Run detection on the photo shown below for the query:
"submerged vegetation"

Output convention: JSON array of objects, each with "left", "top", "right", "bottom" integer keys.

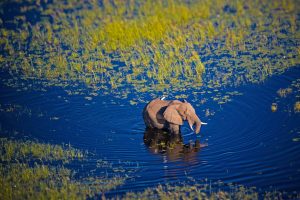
[{"left": 0, "top": 0, "right": 299, "bottom": 103}]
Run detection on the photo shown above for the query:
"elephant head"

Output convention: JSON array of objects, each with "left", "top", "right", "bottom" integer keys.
[{"left": 163, "top": 100, "right": 205, "bottom": 134}]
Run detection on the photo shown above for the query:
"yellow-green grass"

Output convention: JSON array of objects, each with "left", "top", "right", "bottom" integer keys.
[
  {"left": 0, "top": 138, "right": 125, "bottom": 199},
  {"left": 0, "top": 0, "right": 299, "bottom": 102},
  {"left": 122, "top": 183, "right": 299, "bottom": 200},
  {"left": 0, "top": 138, "right": 85, "bottom": 162}
]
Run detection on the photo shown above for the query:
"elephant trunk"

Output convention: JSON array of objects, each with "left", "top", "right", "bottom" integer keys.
[
  {"left": 194, "top": 118, "right": 202, "bottom": 134},
  {"left": 188, "top": 113, "right": 202, "bottom": 134}
]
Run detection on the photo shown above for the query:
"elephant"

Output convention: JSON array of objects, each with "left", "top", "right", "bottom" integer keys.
[{"left": 143, "top": 97, "right": 207, "bottom": 134}]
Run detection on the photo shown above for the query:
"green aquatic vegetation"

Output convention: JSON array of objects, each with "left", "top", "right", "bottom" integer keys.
[
  {"left": 0, "top": 0, "right": 299, "bottom": 105},
  {"left": 205, "top": 108, "right": 215, "bottom": 117},
  {"left": 122, "top": 182, "right": 299, "bottom": 200},
  {"left": 0, "top": 137, "right": 128, "bottom": 199},
  {"left": 0, "top": 138, "right": 85, "bottom": 163},
  {"left": 0, "top": 104, "right": 22, "bottom": 113},
  {"left": 0, "top": 103, "right": 48, "bottom": 118},
  {"left": 277, "top": 88, "right": 293, "bottom": 97},
  {"left": 0, "top": 163, "right": 83, "bottom": 200},
  {"left": 272, "top": 78, "right": 300, "bottom": 114},
  {"left": 293, "top": 138, "right": 300, "bottom": 142},
  {"left": 271, "top": 103, "right": 278, "bottom": 112},
  {"left": 0, "top": 162, "right": 124, "bottom": 200}
]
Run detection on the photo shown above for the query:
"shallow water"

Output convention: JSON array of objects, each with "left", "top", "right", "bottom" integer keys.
[{"left": 1, "top": 67, "right": 300, "bottom": 195}]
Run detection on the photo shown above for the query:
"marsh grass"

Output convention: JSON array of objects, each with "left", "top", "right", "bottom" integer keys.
[
  {"left": 0, "top": 138, "right": 85, "bottom": 162},
  {"left": 0, "top": 137, "right": 126, "bottom": 199},
  {"left": 121, "top": 182, "right": 300, "bottom": 200},
  {"left": 0, "top": 0, "right": 299, "bottom": 105}
]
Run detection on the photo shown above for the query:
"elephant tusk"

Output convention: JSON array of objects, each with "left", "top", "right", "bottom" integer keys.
[
  {"left": 201, "top": 122, "right": 208, "bottom": 125},
  {"left": 189, "top": 124, "right": 194, "bottom": 131}
]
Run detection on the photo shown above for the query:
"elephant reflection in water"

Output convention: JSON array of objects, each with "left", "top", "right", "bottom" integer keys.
[{"left": 143, "top": 128, "right": 207, "bottom": 162}]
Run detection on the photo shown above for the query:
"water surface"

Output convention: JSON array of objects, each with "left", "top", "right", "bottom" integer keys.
[{"left": 1, "top": 67, "right": 300, "bottom": 195}]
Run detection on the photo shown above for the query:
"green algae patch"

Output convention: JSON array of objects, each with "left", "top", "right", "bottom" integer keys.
[
  {"left": 0, "top": 0, "right": 299, "bottom": 104},
  {"left": 0, "top": 138, "right": 126, "bottom": 200}
]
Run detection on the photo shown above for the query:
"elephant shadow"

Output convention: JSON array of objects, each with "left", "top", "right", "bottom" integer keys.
[{"left": 143, "top": 128, "right": 207, "bottom": 162}]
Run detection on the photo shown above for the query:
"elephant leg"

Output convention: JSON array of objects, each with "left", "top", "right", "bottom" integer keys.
[{"left": 168, "top": 124, "right": 180, "bottom": 134}]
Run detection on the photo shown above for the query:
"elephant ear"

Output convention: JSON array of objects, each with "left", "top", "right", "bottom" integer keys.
[{"left": 163, "top": 104, "right": 183, "bottom": 125}]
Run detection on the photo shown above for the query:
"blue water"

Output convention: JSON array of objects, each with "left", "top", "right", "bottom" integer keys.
[{"left": 1, "top": 67, "right": 300, "bottom": 195}]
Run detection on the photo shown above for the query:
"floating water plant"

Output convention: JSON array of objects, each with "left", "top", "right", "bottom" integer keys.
[
  {"left": 270, "top": 77, "right": 300, "bottom": 118},
  {"left": 277, "top": 88, "right": 293, "bottom": 98},
  {"left": 271, "top": 103, "right": 278, "bottom": 112},
  {"left": 294, "top": 101, "right": 300, "bottom": 113}
]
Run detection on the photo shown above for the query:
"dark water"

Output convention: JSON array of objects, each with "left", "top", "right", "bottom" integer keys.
[{"left": 1, "top": 67, "right": 300, "bottom": 195}]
